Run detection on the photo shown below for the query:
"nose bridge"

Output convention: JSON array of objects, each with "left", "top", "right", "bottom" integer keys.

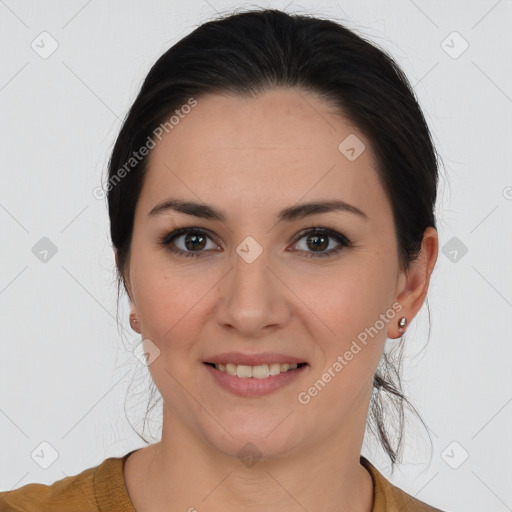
[
  {"left": 231, "top": 241, "right": 274, "bottom": 307},
  {"left": 232, "top": 242, "right": 271, "bottom": 299},
  {"left": 218, "top": 239, "right": 288, "bottom": 333}
]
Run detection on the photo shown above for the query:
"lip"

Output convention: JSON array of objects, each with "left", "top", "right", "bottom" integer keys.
[
  {"left": 203, "top": 362, "right": 308, "bottom": 397},
  {"left": 204, "top": 352, "right": 307, "bottom": 366}
]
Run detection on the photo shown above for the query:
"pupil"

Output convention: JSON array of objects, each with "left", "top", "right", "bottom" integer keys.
[
  {"left": 185, "top": 233, "right": 206, "bottom": 251},
  {"left": 308, "top": 234, "right": 327, "bottom": 251}
]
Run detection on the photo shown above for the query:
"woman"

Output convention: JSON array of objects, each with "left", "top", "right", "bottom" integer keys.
[{"left": 0, "top": 8, "right": 446, "bottom": 512}]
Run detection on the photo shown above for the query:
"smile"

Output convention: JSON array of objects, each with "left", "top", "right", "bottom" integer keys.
[
  {"left": 205, "top": 362, "right": 307, "bottom": 379},
  {"left": 203, "top": 361, "right": 309, "bottom": 397}
]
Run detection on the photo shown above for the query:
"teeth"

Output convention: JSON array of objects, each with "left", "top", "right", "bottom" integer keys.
[
  {"left": 215, "top": 362, "right": 299, "bottom": 378},
  {"left": 236, "top": 365, "right": 252, "bottom": 378},
  {"left": 269, "top": 363, "right": 281, "bottom": 376},
  {"left": 226, "top": 363, "right": 237, "bottom": 376}
]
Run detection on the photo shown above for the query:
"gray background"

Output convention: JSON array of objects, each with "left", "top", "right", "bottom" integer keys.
[{"left": 1, "top": 1, "right": 511, "bottom": 511}]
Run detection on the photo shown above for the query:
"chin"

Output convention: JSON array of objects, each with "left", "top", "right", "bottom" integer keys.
[{"left": 200, "top": 416, "right": 303, "bottom": 463}]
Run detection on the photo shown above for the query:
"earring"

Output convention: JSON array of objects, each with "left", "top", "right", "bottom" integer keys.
[
  {"left": 398, "top": 316, "right": 407, "bottom": 334},
  {"left": 129, "top": 312, "right": 140, "bottom": 333}
]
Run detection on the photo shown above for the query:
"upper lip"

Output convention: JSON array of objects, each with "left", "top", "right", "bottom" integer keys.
[{"left": 204, "top": 352, "right": 307, "bottom": 366}]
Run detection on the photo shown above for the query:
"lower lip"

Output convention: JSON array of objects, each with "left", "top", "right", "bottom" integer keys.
[{"left": 203, "top": 363, "right": 308, "bottom": 397}]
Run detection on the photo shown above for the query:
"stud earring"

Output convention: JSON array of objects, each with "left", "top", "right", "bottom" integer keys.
[
  {"left": 129, "top": 312, "right": 140, "bottom": 333},
  {"left": 398, "top": 316, "right": 407, "bottom": 334}
]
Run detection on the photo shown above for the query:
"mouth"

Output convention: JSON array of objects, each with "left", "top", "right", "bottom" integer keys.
[
  {"left": 203, "top": 361, "right": 308, "bottom": 379},
  {"left": 202, "top": 352, "right": 309, "bottom": 397},
  {"left": 203, "top": 360, "right": 309, "bottom": 397}
]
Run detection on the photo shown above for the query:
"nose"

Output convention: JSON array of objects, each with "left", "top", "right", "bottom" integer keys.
[{"left": 215, "top": 246, "right": 291, "bottom": 337}]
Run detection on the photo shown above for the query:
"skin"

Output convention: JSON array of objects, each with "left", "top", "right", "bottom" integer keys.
[{"left": 118, "top": 87, "right": 438, "bottom": 512}]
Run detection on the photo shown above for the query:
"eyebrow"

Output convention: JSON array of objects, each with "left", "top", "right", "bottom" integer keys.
[{"left": 148, "top": 198, "right": 368, "bottom": 223}]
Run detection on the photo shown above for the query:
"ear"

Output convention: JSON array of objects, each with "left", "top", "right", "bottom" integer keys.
[{"left": 388, "top": 227, "right": 438, "bottom": 339}]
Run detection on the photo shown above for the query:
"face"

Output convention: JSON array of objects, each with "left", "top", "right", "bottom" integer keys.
[{"left": 124, "top": 88, "right": 409, "bottom": 460}]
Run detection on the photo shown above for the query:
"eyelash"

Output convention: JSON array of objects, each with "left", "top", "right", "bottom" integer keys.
[{"left": 158, "top": 227, "right": 352, "bottom": 259}]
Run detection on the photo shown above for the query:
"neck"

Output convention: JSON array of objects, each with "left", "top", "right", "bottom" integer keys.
[{"left": 125, "top": 405, "right": 374, "bottom": 512}]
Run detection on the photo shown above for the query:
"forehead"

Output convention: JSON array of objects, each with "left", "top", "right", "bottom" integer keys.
[
  {"left": 140, "top": 88, "right": 388, "bottom": 221},
  {"left": 154, "top": 88, "right": 359, "bottom": 155}
]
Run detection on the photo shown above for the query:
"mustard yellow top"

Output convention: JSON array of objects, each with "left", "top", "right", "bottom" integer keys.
[{"left": 0, "top": 451, "right": 446, "bottom": 511}]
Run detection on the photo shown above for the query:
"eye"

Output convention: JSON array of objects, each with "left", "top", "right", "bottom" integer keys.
[
  {"left": 159, "top": 227, "right": 352, "bottom": 258},
  {"left": 159, "top": 227, "right": 220, "bottom": 258},
  {"left": 291, "top": 228, "right": 352, "bottom": 258}
]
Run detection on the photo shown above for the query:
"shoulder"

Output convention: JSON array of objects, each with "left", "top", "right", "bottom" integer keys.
[
  {"left": 361, "top": 456, "right": 449, "bottom": 512},
  {"left": 0, "top": 464, "right": 99, "bottom": 512},
  {"left": 0, "top": 453, "right": 135, "bottom": 512}
]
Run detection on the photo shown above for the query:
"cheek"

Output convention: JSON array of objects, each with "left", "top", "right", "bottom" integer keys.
[
  {"left": 294, "top": 265, "right": 394, "bottom": 416},
  {"left": 133, "top": 266, "right": 209, "bottom": 400},
  {"left": 131, "top": 252, "right": 243, "bottom": 382},
  {"left": 298, "top": 260, "right": 395, "bottom": 341},
  {"left": 130, "top": 250, "right": 208, "bottom": 348}
]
